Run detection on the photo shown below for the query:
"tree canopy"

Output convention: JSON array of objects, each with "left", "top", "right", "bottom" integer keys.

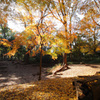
[{"left": 0, "top": 0, "right": 100, "bottom": 80}]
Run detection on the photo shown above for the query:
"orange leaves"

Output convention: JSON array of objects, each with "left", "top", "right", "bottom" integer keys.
[
  {"left": 27, "top": 40, "right": 33, "bottom": 45},
  {"left": 32, "top": 49, "right": 39, "bottom": 56},
  {"left": 96, "top": 46, "right": 100, "bottom": 52},
  {"left": 0, "top": 15, "right": 7, "bottom": 24},
  {"left": 36, "top": 36, "right": 41, "bottom": 44},
  {"left": 0, "top": 39, "right": 11, "bottom": 47},
  {"left": 5, "top": 49, "right": 17, "bottom": 57},
  {"left": 80, "top": 44, "right": 94, "bottom": 54},
  {"left": 26, "top": 50, "right": 30, "bottom": 55},
  {"left": 31, "top": 49, "right": 45, "bottom": 57},
  {"left": 70, "top": 33, "right": 77, "bottom": 43},
  {"left": 41, "top": 49, "right": 45, "bottom": 56},
  {"left": 80, "top": 45, "right": 89, "bottom": 53},
  {"left": 17, "top": 0, "right": 25, "bottom": 3},
  {"left": 0, "top": 78, "right": 76, "bottom": 100}
]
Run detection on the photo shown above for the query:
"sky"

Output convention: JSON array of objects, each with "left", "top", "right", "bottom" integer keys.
[
  {"left": 7, "top": 0, "right": 85, "bottom": 33},
  {"left": 8, "top": 20, "right": 25, "bottom": 32},
  {"left": 6, "top": 0, "right": 86, "bottom": 33},
  {"left": 7, "top": 13, "right": 84, "bottom": 33}
]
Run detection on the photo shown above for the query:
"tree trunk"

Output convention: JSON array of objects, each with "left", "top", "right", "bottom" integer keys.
[
  {"left": 63, "top": 53, "right": 69, "bottom": 69},
  {"left": 53, "top": 20, "right": 70, "bottom": 75},
  {"left": 69, "top": 16, "right": 72, "bottom": 62},
  {"left": 63, "top": 21, "right": 69, "bottom": 69},
  {"left": 93, "top": 28, "right": 96, "bottom": 53},
  {"left": 70, "top": 53, "right": 73, "bottom": 61},
  {"left": 38, "top": 47, "right": 42, "bottom": 81},
  {"left": 54, "top": 53, "right": 69, "bottom": 75},
  {"left": 24, "top": 53, "right": 29, "bottom": 64},
  {"left": 70, "top": 43, "right": 73, "bottom": 62}
]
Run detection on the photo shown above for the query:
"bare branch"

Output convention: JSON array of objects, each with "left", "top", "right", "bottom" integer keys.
[{"left": 91, "top": 16, "right": 100, "bottom": 26}]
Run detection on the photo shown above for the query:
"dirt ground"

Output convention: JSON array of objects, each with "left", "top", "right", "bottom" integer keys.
[
  {"left": 47, "top": 64, "right": 100, "bottom": 79},
  {"left": 0, "top": 61, "right": 100, "bottom": 88}
]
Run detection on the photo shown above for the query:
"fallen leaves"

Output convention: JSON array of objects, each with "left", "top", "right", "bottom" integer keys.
[{"left": 0, "top": 78, "right": 76, "bottom": 100}]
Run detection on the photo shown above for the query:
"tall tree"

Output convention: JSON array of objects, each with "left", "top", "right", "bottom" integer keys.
[
  {"left": 6, "top": 0, "right": 54, "bottom": 80},
  {"left": 49, "top": 0, "right": 80, "bottom": 68},
  {"left": 92, "top": 0, "right": 100, "bottom": 26},
  {"left": 79, "top": 0, "right": 100, "bottom": 55},
  {"left": 0, "top": 0, "right": 16, "bottom": 60}
]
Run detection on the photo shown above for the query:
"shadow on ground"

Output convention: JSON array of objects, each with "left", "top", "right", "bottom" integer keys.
[
  {"left": 0, "top": 61, "right": 41, "bottom": 88},
  {"left": 85, "top": 64, "right": 100, "bottom": 68},
  {"left": 74, "top": 75, "right": 100, "bottom": 100}
]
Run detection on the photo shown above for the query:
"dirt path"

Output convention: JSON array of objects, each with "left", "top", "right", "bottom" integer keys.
[
  {"left": 46, "top": 64, "right": 100, "bottom": 79},
  {"left": 0, "top": 61, "right": 100, "bottom": 88}
]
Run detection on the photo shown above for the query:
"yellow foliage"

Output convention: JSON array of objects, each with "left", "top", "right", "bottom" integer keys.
[
  {"left": 5, "top": 49, "right": 17, "bottom": 57},
  {"left": 17, "top": 0, "right": 25, "bottom": 3},
  {"left": 96, "top": 46, "right": 100, "bottom": 52},
  {"left": 0, "top": 39, "right": 11, "bottom": 47},
  {"left": 65, "top": 49, "right": 71, "bottom": 53}
]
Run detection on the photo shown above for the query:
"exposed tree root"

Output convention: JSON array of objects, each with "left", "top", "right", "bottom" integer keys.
[{"left": 54, "top": 64, "right": 70, "bottom": 75}]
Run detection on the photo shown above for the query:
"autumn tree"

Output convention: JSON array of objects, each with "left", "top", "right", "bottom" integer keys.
[
  {"left": 48, "top": 0, "right": 82, "bottom": 69},
  {"left": 0, "top": 1, "right": 16, "bottom": 60},
  {"left": 91, "top": 0, "right": 100, "bottom": 27},
  {"left": 6, "top": 0, "right": 55, "bottom": 80},
  {"left": 78, "top": 0, "right": 100, "bottom": 55},
  {"left": 0, "top": 1, "right": 9, "bottom": 38}
]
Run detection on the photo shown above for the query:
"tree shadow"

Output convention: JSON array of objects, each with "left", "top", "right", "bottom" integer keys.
[
  {"left": 90, "top": 65, "right": 99, "bottom": 68},
  {"left": 85, "top": 64, "right": 100, "bottom": 68},
  {"left": 76, "top": 75, "right": 100, "bottom": 100},
  {"left": 0, "top": 61, "right": 40, "bottom": 88}
]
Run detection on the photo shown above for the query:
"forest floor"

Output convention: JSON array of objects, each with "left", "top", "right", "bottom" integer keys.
[
  {"left": 0, "top": 61, "right": 100, "bottom": 99},
  {"left": 0, "top": 61, "right": 100, "bottom": 88}
]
